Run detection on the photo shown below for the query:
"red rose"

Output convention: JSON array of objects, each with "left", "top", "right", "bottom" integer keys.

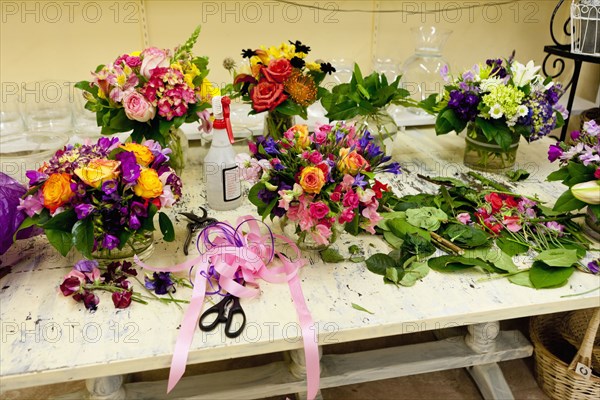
[
  {"left": 262, "top": 59, "right": 292, "bottom": 83},
  {"left": 250, "top": 80, "right": 288, "bottom": 112}
]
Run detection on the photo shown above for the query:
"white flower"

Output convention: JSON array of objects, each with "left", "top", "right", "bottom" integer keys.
[
  {"left": 490, "top": 104, "right": 504, "bottom": 119},
  {"left": 517, "top": 105, "right": 529, "bottom": 118},
  {"left": 511, "top": 60, "right": 541, "bottom": 87},
  {"left": 480, "top": 77, "right": 504, "bottom": 93},
  {"left": 571, "top": 181, "right": 600, "bottom": 205}
]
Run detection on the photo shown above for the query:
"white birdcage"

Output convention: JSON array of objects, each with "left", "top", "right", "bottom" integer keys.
[{"left": 571, "top": 0, "right": 600, "bottom": 56}]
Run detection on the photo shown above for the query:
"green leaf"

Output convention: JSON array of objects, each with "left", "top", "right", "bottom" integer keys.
[
  {"left": 405, "top": 207, "right": 448, "bottom": 231},
  {"left": 589, "top": 204, "right": 600, "bottom": 220},
  {"left": 436, "top": 109, "right": 466, "bottom": 135},
  {"left": 399, "top": 262, "right": 429, "bottom": 287},
  {"left": 117, "top": 229, "right": 133, "bottom": 250},
  {"left": 482, "top": 248, "right": 519, "bottom": 273},
  {"left": 14, "top": 211, "right": 50, "bottom": 241},
  {"left": 553, "top": 190, "right": 586, "bottom": 212},
  {"left": 349, "top": 256, "right": 365, "bottom": 263},
  {"left": 261, "top": 198, "right": 277, "bottom": 220},
  {"left": 140, "top": 203, "right": 158, "bottom": 231},
  {"left": 426, "top": 176, "right": 468, "bottom": 188},
  {"left": 418, "top": 93, "right": 439, "bottom": 114},
  {"left": 506, "top": 169, "right": 530, "bottom": 182},
  {"left": 402, "top": 233, "right": 435, "bottom": 259},
  {"left": 158, "top": 212, "right": 175, "bottom": 242},
  {"left": 365, "top": 253, "right": 398, "bottom": 276},
  {"left": 348, "top": 245, "right": 361, "bottom": 255},
  {"left": 385, "top": 267, "right": 402, "bottom": 284},
  {"left": 496, "top": 237, "right": 528, "bottom": 257},
  {"left": 41, "top": 209, "right": 77, "bottom": 231},
  {"left": 428, "top": 255, "right": 493, "bottom": 272},
  {"left": 351, "top": 303, "right": 374, "bottom": 315},
  {"left": 387, "top": 218, "right": 431, "bottom": 241},
  {"left": 508, "top": 271, "right": 534, "bottom": 288},
  {"left": 71, "top": 219, "right": 94, "bottom": 259},
  {"left": 529, "top": 261, "right": 574, "bottom": 289},
  {"left": 45, "top": 229, "right": 73, "bottom": 257},
  {"left": 535, "top": 248, "right": 579, "bottom": 267},
  {"left": 383, "top": 231, "right": 404, "bottom": 249},
  {"left": 344, "top": 212, "right": 360, "bottom": 236},
  {"left": 547, "top": 167, "right": 569, "bottom": 182},
  {"left": 248, "top": 183, "right": 266, "bottom": 212},
  {"left": 320, "top": 248, "right": 346, "bottom": 263},
  {"left": 275, "top": 99, "right": 304, "bottom": 117},
  {"left": 442, "top": 223, "right": 490, "bottom": 248}
]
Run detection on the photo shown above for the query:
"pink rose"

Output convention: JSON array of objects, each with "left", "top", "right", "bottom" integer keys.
[
  {"left": 140, "top": 47, "right": 170, "bottom": 79},
  {"left": 342, "top": 191, "right": 360, "bottom": 209},
  {"left": 309, "top": 202, "right": 330, "bottom": 220},
  {"left": 308, "top": 151, "right": 323, "bottom": 164},
  {"left": 123, "top": 91, "right": 155, "bottom": 122}
]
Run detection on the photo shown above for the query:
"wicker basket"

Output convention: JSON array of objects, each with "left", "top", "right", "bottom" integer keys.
[
  {"left": 530, "top": 308, "right": 600, "bottom": 399},
  {"left": 559, "top": 309, "right": 600, "bottom": 372}
]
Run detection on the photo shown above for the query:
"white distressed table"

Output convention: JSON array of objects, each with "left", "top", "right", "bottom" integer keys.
[{"left": 1, "top": 129, "right": 599, "bottom": 400}]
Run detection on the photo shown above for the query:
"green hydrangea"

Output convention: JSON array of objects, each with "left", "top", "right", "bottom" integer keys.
[{"left": 481, "top": 85, "right": 524, "bottom": 122}]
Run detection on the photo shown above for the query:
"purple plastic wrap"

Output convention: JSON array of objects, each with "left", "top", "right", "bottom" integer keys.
[{"left": 0, "top": 172, "right": 41, "bottom": 255}]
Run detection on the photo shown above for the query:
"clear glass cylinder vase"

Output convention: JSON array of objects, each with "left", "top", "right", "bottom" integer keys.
[
  {"left": 167, "top": 127, "right": 188, "bottom": 176},
  {"left": 463, "top": 124, "right": 520, "bottom": 172},
  {"left": 583, "top": 206, "right": 600, "bottom": 242},
  {"left": 90, "top": 231, "right": 155, "bottom": 266},
  {"left": 352, "top": 109, "right": 399, "bottom": 140},
  {"left": 279, "top": 217, "right": 340, "bottom": 251},
  {"left": 400, "top": 26, "right": 452, "bottom": 115},
  {"left": 263, "top": 111, "right": 295, "bottom": 140}
]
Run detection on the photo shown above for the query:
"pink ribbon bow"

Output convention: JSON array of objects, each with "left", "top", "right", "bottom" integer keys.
[{"left": 135, "top": 216, "right": 320, "bottom": 399}]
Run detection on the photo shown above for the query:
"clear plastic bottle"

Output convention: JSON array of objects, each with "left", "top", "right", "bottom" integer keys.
[{"left": 203, "top": 96, "right": 242, "bottom": 210}]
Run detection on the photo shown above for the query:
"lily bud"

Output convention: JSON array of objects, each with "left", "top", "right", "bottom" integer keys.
[
  {"left": 571, "top": 181, "right": 600, "bottom": 205},
  {"left": 82, "top": 91, "right": 96, "bottom": 102}
]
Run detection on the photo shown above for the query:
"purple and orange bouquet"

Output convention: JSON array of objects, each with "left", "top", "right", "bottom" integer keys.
[
  {"left": 421, "top": 57, "right": 567, "bottom": 148},
  {"left": 16, "top": 137, "right": 181, "bottom": 258},
  {"left": 75, "top": 26, "right": 218, "bottom": 145},
  {"left": 548, "top": 120, "right": 600, "bottom": 215},
  {"left": 238, "top": 122, "right": 401, "bottom": 247}
]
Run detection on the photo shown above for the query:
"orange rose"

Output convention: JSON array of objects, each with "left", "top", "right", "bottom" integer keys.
[
  {"left": 74, "top": 159, "right": 121, "bottom": 188},
  {"left": 298, "top": 166, "right": 325, "bottom": 194},
  {"left": 134, "top": 168, "right": 163, "bottom": 199},
  {"left": 120, "top": 143, "right": 154, "bottom": 166},
  {"left": 42, "top": 173, "right": 74, "bottom": 213},
  {"left": 338, "top": 148, "right": 369, "bottom": 175}
]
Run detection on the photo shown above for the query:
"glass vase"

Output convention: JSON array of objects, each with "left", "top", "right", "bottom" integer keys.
[
  {"left": 279, "top": 217, "right": 340, "bottom": 251},
  {"left": 352, "top": 109, "right": 399, "bottom": 140},
  {"left": 167, "top": 127, "right": 188, "bottom": 175},
  {"left": 583, "top": 206, "right": 600, "bottom": 242},
  {"left": 463, "top": 124, "right": 520, "bottom": 172},
  {"left": 90, "top": 231, "right": 155, "bottom": 266},
  {"left": 400, "top": 26, "right": 452, "bottom": 115},
  {"left": 263, "top": 110, "right": 295, "bottom": 140}
]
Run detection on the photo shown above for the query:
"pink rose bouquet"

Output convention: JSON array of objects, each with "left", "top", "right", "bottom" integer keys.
[{"left": 238, "top": 122, "right": 402, "bottom": 248}]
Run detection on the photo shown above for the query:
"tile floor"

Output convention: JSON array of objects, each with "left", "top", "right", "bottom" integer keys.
[{"left": 2, "top": 320, "right": 550, "bottom": 400}]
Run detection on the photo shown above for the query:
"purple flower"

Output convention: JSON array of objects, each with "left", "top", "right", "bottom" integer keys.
[
  {"left": 358, "top": 131, "right": 374, "bottom": 149},
  {"left": 448, "top": 90, "right": 480, "bottom": 122},
  {"left": 335, "top": 129, "right": 345, "bottom": 143},
  {"left": 97, "top": 137, "right": 120, "bottom": 153},
  {"left": 548, "top": 144, "right": 563, "bottom": 162},
  {"left": 545, "top": 221, "right": 564, "bottom": 237},
  {"left": 74, "top": 203, "right": 95, "bottom": 219},
  {"left": 571, "top": 130, "right": 581, "bottom": 141},
  {"left": 26, "top": 170, "right": 48, "bottom": 186},
  {"left": 272, "top": 206, "right": 286, "bottom": 218},
  {"left": 102, "top": 234, "right": 120, "bottom": 250},
  {"left": 366, "top": 143, "right": 383, "bottom": 158},
  {"left": 81, "top": 291, "right": 99, "bottom": 312},
  {"left": 145, "top": 272, "right": 175, "bottom": 295},
  {"left": 587, "top": 260, "right": 599, "bottom": 274},
  {"left": 128, "top": 214, "right": 141, "bottom": 230},
  {"left": 383, "top": 162, "right": 402, "bottom": 175},
  {"left": 102, "top": 180, "right": 118, "bottom": 195},
  {"left": 354, "top": 174, "right": 368, "bottom": 189},
  {"left": 116, "top": 151, "right": 141, "bottom": 183},
  {"left": 60, "top": 276, "right": 82, "bottom": 296},
  {"left": 131, "top": 201, "right": 148, "bottom": 217},
  {"left": 112, "top": 291, "right": 133, "bottom": 309},
  {"left": 74, "top": 259, "right": 98, "bottom": 273},
  {"left": 257, "top": 188, "right": 277, "bottom": 204},
  {"left": 262, "top": 137, "right": 280, "bottom": 155}
]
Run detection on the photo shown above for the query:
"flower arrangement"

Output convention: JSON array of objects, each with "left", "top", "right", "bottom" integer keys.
[
  {"left": 225, "top": 40, "right": 335, "bottom": 138},
  {"left": 238, "top": 122, "right": 402, "bottom": 247},
  {"left": 421, "top": 57, "right": 567, "bottom": 148},
  {"left": 548, "top": 120, "right": 600, "bottom": 214},
  {"left": 16, "top": 137, "right": 181, "bottom": 259},
  {"left": 60, "top": 259, "right": 188, "bottom": 311},
  {"left": 75, "top": 25, "right": 218, "bottom": 168}
]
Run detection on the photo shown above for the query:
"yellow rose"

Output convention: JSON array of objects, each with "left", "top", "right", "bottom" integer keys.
[
  {"left": 120, "top": 143, "right": 154, "bottom": 167},
  {"left": 298, "top": 166, "right": 325, "bottom": 194},
  {"left": 134, "top": 168, "right": 163, "bottom": 199},
  {"left": 42, "top": 173, "right": 74, "bottom": 213},
  {"left": 293, "top": 125, "right": 310, "bottom": 149},
  {"left": 338, "top": 148, "right": 369, "bottom": 176},
  {"left": 75, "top": 159, "right": 121, "bottom": 188}
]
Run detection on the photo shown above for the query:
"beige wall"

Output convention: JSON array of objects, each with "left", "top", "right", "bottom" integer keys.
[{"left": 1, "top": 0, "right": 598, "bottom": 102}]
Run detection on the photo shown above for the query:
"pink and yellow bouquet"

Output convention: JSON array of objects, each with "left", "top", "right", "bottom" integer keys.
[
  {"left": 238, "top": 122, "right": 401, "bottom": 247},
  {"left": 76, "top": 26, "right": 218, "bottom": 145},
  {"left": 16, "top": 137, "right": 181, "bottom": 258}
]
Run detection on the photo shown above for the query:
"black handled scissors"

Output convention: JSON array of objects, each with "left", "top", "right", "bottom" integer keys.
[
  {"left": 198, "top": 294, "right": 246, "bottom": 338},
  {"left": 179, "top": 207, "right": 218, "bottom": 255}
]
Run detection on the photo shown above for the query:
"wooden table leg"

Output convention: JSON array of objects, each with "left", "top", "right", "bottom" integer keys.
[
  {"left": 286, "top": 347, "right": 323, "bottom": 400},
  {"left": 465, "top": 321, "right": 514, "bottom": 400},
  {"left": 85, "top": 375, "right": 126, "bottom": 400}
]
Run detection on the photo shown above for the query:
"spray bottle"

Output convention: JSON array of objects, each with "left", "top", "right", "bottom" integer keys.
[{"left": 204, "top": 96, "right": 242, "bottom": 210}]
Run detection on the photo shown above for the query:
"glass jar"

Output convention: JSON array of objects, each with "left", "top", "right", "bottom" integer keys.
[
  {"left": 400, "top": 26, "right": 452, "bottom": 115},
  {"left": 263, "top": 110, "right": 295, "bottom": 140},
  {"left": 352, "top": 109, "right": 399, "bottom": 140},
  {"left": 463, "top": 124, "right": 520, "bottom": 172},
  {"left": 167, "top": 126, "right": 188, "bottom": 175},
  {"left": 279, "top": 217, "right": 340, "bottom": 251},
  {"left": 583, "top": 206, "right": 600, "bottom": 242},
  {"left": 90, "top": 231, "right": 155, "bottom": 266}
]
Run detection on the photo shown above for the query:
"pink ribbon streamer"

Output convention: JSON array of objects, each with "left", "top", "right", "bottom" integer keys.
[{"left": 134, "top": 216, "right": 320, "bottom": 399}]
